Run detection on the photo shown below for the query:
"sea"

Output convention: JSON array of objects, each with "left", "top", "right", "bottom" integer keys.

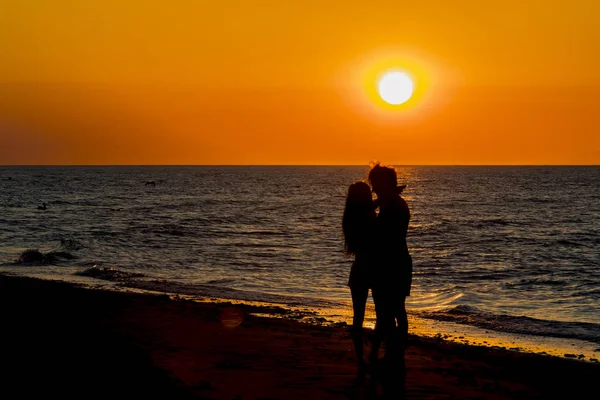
[{"left": 1, "top": 166, "right": 599, "bottom": 361}]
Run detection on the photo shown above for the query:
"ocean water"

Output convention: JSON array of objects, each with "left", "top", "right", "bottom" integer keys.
[{"left": 1, "top": 166, "right": 599, "bottom": 359}]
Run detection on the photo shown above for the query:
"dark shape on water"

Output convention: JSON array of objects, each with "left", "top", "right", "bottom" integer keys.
[
  {"left": 145, "top": 181, "right": 156, "bottom": 186},
  {"left": 18, "top": 249, "right": 46, "bottom": 263},
  {"left": 17, "top": 249, "right": 77, "bottom": 265},
  {"left": 75, "top": 265, "right": 144, "bottom": 281},
  {"left": 37, "top": 202, "right": 47, "bottom": 210}
]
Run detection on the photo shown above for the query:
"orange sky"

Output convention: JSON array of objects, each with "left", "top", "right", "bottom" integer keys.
[{"left": 1, "top": 0, "right": 599, "bottom": 165}]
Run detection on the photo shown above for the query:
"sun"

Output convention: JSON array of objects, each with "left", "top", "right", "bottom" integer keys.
[{"left": 378, "top": 71, "right": 414, "bottom": 105}]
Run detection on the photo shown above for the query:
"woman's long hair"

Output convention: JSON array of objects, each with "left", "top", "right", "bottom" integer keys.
[{"left": 342, "top": 181, "right": 374, "bottom": 255}]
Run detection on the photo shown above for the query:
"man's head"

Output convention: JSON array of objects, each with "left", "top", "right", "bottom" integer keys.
[{"left": 368, "top": 163, "right": 398, "bottom": 199}]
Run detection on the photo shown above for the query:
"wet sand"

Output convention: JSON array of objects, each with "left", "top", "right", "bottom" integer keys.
[{"left": 1, "top": 274, "right": 598, "bottom": 399}]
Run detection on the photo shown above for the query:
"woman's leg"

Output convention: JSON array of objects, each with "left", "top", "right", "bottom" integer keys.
[{"left": 350, "top": 285, "right": 369, "bottom": 366}]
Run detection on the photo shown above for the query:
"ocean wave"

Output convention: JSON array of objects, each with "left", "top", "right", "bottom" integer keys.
[
  {"left": 503, "top": 277, "right": 567, "bottom": 288},
  {"left": 205, "top": 278, "right": 242, "bottom": 286},
  {"left": 120, "top": 279, "right": 344, "bottom": 309},
  {"left": 417, "top": 305, "right": 600, "bottom": 344},
  {"left": 553, "top": 239, "right": 592, "bottom": 248},
  {"left": 74, "top": 265, "right": 144, "bottom": 281},
  {"left": 524, "top": 197, "right": 556, "bottom": 204},
  {"left": 570, "top": 288, "right": 600, "bottom": 299},
  {"left": 467, "top": 218, "right": 511, "bottom": 228},
  {"left": 55, "top": 237, "right": 86, "bottom": 251},
  {"left": 407, "top": 289, "right": 464, "bottom": 311}
]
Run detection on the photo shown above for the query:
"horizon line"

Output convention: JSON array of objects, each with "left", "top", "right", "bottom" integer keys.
[{"left": 1, "top": 164, "right": 599, "bottom": 167}]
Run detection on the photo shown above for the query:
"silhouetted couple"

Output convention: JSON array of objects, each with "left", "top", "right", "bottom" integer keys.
[{"left": 343, "top": 163, "right": 412, "bottom": 378}]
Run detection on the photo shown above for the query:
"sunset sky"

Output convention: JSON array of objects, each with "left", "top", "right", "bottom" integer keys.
[{"left": 1, "top": 1, "right": 599, "bottom": 165}]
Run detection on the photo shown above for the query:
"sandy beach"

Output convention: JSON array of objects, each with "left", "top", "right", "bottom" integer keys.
[{"left": 1, "top": 273, "right": 598, "bottom": 400}]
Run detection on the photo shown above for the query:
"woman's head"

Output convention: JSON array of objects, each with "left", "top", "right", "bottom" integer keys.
[
  {"left": 346, "top": 181, "right": 372, "bottom": 208},
  {"left": 342, "top": 181, "right": 373, "bottom": 255},
  {"left": 368, "top": 163, "right": 399, "bottom": 198}
]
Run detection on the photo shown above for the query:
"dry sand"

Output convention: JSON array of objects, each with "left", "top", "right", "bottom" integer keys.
[{"left": 1, "top": 274, "right": 598, "bottom": 399}]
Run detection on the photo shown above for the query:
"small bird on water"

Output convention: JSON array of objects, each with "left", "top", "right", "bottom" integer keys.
[{"left": 37, "top": 202, "right": 47, "bottom": 210}]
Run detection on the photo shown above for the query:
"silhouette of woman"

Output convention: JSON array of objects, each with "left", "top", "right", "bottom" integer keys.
[
  {"left": 368, "top": 163, "right": 412, "bottom": 365},
  {"left": 342, "top": 181, "right": 378, "bottom": 375}
]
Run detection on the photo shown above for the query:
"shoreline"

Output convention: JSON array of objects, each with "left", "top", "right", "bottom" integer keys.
[
  {"left": 1, "top": 273, "right": 599, "bottom": 399},
  {"left": 2, "top": 266, "right": 598, "bottom": 364},
  {"left": 2, "top": 266, "right": 599, "bottom": 364}
]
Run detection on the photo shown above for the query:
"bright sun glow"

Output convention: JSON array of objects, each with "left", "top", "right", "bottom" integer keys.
[{"left": 378, "top": 72, "right": 414, "bottom": 105}]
